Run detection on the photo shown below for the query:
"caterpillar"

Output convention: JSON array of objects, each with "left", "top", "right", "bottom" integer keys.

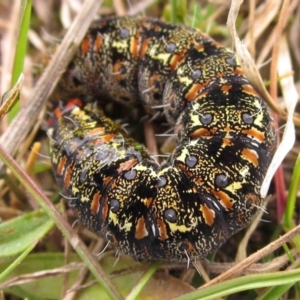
[{"left": 47, "top": 16, "right": 276, "bottom": 261}]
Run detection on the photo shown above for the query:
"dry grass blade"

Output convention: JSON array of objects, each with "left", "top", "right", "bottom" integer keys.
[
  {"left": 227, "top": 0, "right": 280, "bottom": 115},
  {"left": 235, "top": 197, "right": 271, "bottom": 262},
  {"left": 289, "top": 3, "right": 300, "bottom": 66},
  {"left": 243, "top": 0, "right": 281, "bottom": 48},
  {"left": 203, "top": 249, "right": 299, "bottom": 275},
  {"left": 0, "top": 263, "right": 85, "bottom": 290},
  {"left": 227, "top": 0, "right": 299, "bottom": 126},
  {"left": 0, "top": 73, "right": 24, "bottom": 119},
  {"left": 261, "top": 35, "right": 298, "bottom": 198}
]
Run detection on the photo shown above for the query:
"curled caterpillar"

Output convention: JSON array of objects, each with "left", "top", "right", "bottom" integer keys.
[{"left": 47, "top": 16, "right": 276, "bottom": 261}]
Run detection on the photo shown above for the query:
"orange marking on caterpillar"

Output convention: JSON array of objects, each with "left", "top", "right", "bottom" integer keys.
[
  {"left": 245, "top": 193, "right": 260, "bottom": 206},
  {"left": 130, "top": 35, "right": 140, "bottom": 57},
  {"left": 194, "top": 43, "right": 204, "bottom": 52},
  {"left": 170, "top": 53, "right": 185, "bottom": 71},
  {"left": 222, "top": 138, "right": 232, "bottom": 147},
  {"left": 221, "top": 84, "right": 232, "bottom": 94},
  {"left": 157, "top": 218, "right": 169, "bottom": 240},
  {"left": 110, "top": 181, "right": 117, "bottom": 189},
  {"left": 193, "top": 90, "right": 208, "bottom": 101},
  {"left": 135, "top": 216, "right": 148, "bottom": 239},
  {"left": 241, "top": 148, "right": 259, "bottom": 167},
  {"left": 234, "top": 67, "right": 244, "bottom": 75},
  {"left": 92, "top": 138, "right": 106, "bottom": 145},
  {"left": 143, "top": 197, "right": 154, "bottom": 208},
  {"left": 242, "top": 128, "right": 265, "bottom": 143},
  {"left": 87, "top": 127, "right": 105, "bottom": 136},
  {"left": 224, "top": 125, "right": 231, "bottom": 134},
  {"left": 139, "top": 38, "right": 151, "bottom": 58},
  {"left": 113, "top": 61, "right": 124, "bottom": 75},
  {"left": 211, "top": 190, "right": 233, "bottom": 210},
  {"left": 102, "top": 133, "right": 116, "bottom": 142},
  {"left": 177, "top": 162, "right": 194, "bottom": 176},
  {"left": 194, "top": 177, "right": 203, "bottom": 185},
  {"left": 185, "top": 83, "right": 205, "bottom": 101},
  {"left": 64, "top": 164, "right": 73, "bottom": 189},
  {"left": 180, "top": 241, "right": 196, "bottom": 255},
  {"left": 103, "top": 176, "right": 113, "bottom": 186},
  {"left": 80, "top": 36, "right": 91, "bottom": 56},
  {"left": 200, "top": 204, "right": 215, "bottom": 226},
  {"left": 190, "top": 128, "right": 212, "bottom": 139},
  {"left": 93, "top": 33, "right": 103, "bottom": 52},
  {"left": 148, "top": 73, "right": 160, "bottom": 89},
  {"left": 102, "top": 197, "right": 109, "bottom": 221},
  {"left": 53, "top": 107, "right": 63, "bottom": 119},
  {"left": 242, "top": 84, "right": 259, "bottom": 97},
  {"left": 57, "top": 156, "right": 67, "bottom": 176},
  {"left": 91, "top": 191, "right": 101, "bottom": 214},
  {"left": 117, "top": 158, "right": 138, "bottom": 172},
  {"left": 66, "top": 98, "right": 83, "bottom": 107}
]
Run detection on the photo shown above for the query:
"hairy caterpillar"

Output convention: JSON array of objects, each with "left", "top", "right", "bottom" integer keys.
[{"left": 47, "top": 16, "right": 276, "bottom": 261}]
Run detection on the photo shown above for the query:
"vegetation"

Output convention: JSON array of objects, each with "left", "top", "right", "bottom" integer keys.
[{"left": 0, "top": 0, "right": 299, "bottom": 299}]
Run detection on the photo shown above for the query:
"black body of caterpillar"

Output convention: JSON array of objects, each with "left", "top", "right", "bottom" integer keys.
[{"left": 47, "top": 16, "right": 276, "bottom": 261}]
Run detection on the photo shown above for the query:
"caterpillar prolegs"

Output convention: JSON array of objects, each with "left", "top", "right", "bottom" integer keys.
[{"left": 47, "top": 16, "right": 276, "bottom": 261}]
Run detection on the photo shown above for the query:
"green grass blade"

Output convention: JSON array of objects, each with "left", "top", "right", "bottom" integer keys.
[
  {"left": 0, "top": 209, "right": 54, "bottom": 257},
  {"left": 256, "top": 281, "right": 295, "bottom": 300},
  {"left": 173, "top": 269, "right": 300, "bottom": 300},
  {"left": 8, "top": 0, "right": 32, "bottom": 122},
  {"left": 169, "top": 0, "right": 187, "bottom": 23},
  {"left": 0, "top": 242, "right": 37, "bottom": 282},
  {"left": 284, "top": 152, "right": 300, "bottom": 229},
  {"left": 126, "top": 261, "right": 161, "bottom": 300}
]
